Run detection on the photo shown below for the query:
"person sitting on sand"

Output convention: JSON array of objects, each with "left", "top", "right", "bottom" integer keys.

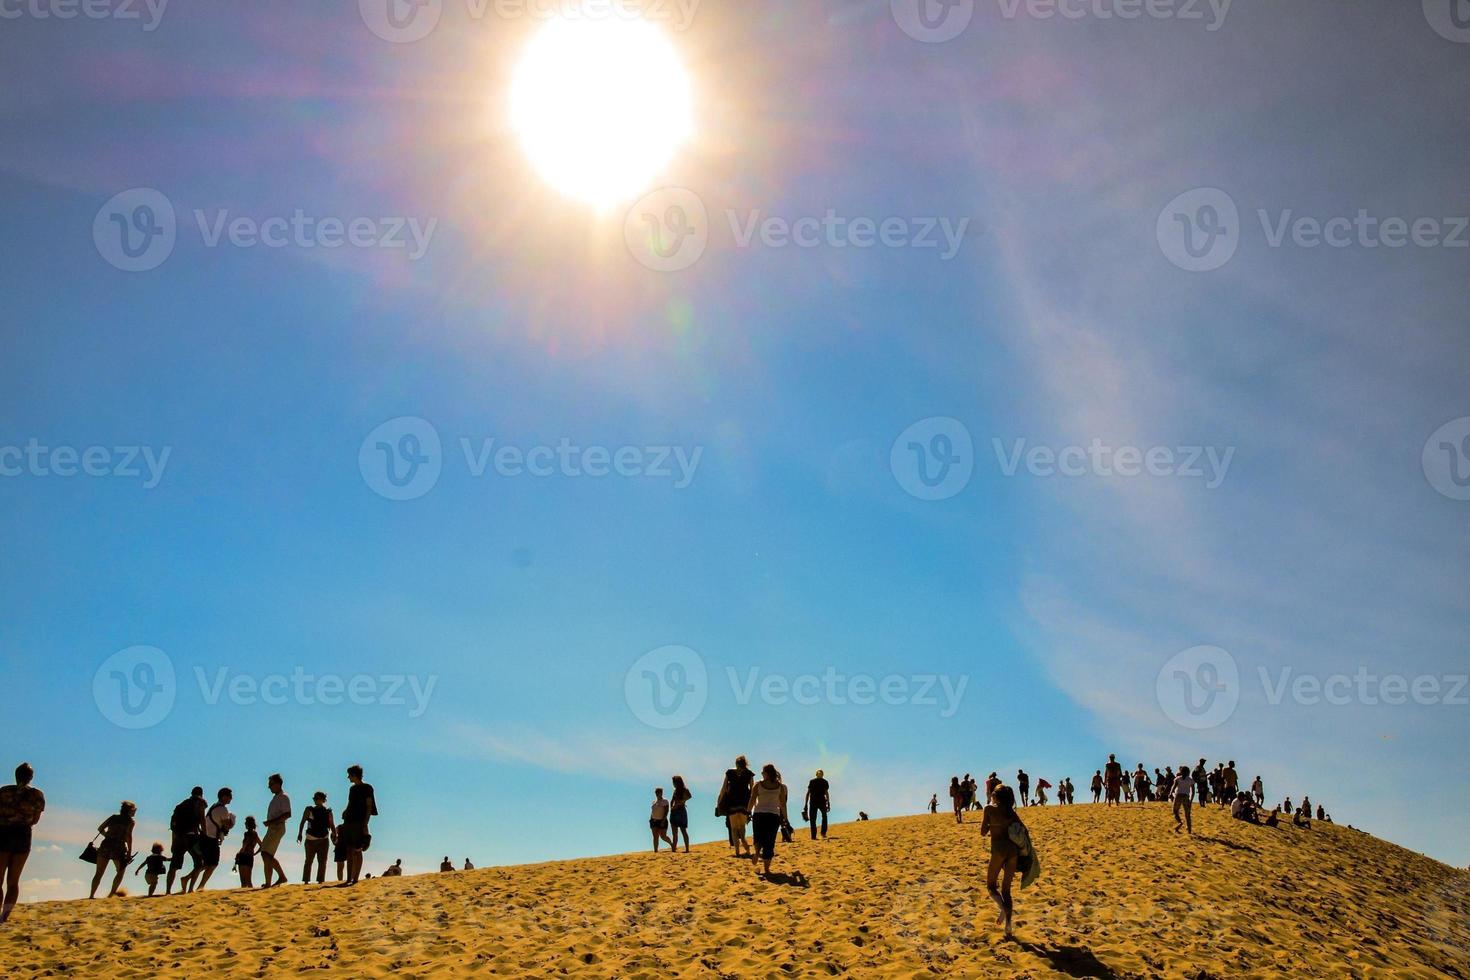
[
  {"left": 669, "top": 775, "right": 693, "bottom": 853},
  {"left": 134, "top": 842, "right": 167, "bottom": 896},
  {"left": 804, "top": 769, "right": 830, "bottom": 840},
  {"left": 382, "top": 859, "right": 403, "bottom": 877},
  {"left": 1171, "top": 763, "right": 1194, "bottom": 834},
  {"left": 949, "top": 777, "right": 964, "bottom": 823},
  {"left": 649, "top": 788, "right": 675, "bottom": 853},
  {"left": 298, "top": 791, "right": 336, "bottom": 884},
  {"left": 1316, "top": 804, "right": 1325, "bottom": 822},
  {"left": 980, "top": 784, "right": 1020, "bottom": 939},
  {"left": 89, "top": 801, "right": 137, "bottom": 899},
  {"left": 717, "top": 756, "right": 755, "bottom": 858},
  {"left": 259, "top": 773, "right": 291, "bottom": 888},
  {"left": 463, "top": 858, "right": 474, "bottom": 870},
  {"left": 1090, "top": 770, "right": 1103, "bottom": 803},
  {"left": 0, "top": 762, "right": 45, "bottom": 923},
  {"left": 440, "top": 856, "right": 454, "bottom": 872},
  {"left": 1293, "top": 804, "right": 1312, "bottom": 829},
  {"left": 1264, "top": 807, "right": 1280, "bottom": 827},
  {"left": 340, "top": 765, "right": 377, "bottom": 885},
  {"left": 235, "top": 816, "right": 261, "bottom": 888},
  {"left": 748, "top": 764, "right": 789, "bottom": 878},
  {"left": 1231, "top": 792, "right": 1260, "bottom": 824}
]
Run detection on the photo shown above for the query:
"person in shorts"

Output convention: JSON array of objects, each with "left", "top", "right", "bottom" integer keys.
[
  {"left": 716, "top": 756, "right": 754, "bottom": 859},
  {"left": 340, "top": 765, "right": 377, "bottom": 885},
  {"left": 234, "top": 816, "right": 261, "bottom": 888},
  {"left": 0, "top": 762, "right": 45, "bottom": 923},
  {"left": 134, "top": 842, "right": 168, "bottom": 896},
  {"left": 167, "top": 786, "right": 206, "bottom": 895},
  {"left": 89, "top": 801, "right": 137, "bottom": 899},
  {"left": 184, "top": 787, "right": 234, "bottom": 892},
  {"left": 297, "top": 791, "right": 335, "bottom": 884},
  {"left": 669, "top": 775, "right": 692, "bottom": 854},
  {"left": 259, "top": 773, "right": 291, "bottom": 888},
  {"left": 649, "top": 787, "right": 674, "bottom": 852}
]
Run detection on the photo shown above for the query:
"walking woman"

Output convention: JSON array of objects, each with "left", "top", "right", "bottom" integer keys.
[
  {"left": 748, "top": 764, "right": 788, "bottom": 878},
  {"left": 669, "top": 776, "right": 692, "bottom": 854},
  {"left": 89, "top": 801, "right": 137, "bottom": 899},
  {"left": 949, "top": 776, "right": 964, "bottom": 823},
  {"left": 0, "top": 762, "right": 45, "bottom": 923},
  {"left": 980, "top": 784, "right": 1020, "bottom": 938}
]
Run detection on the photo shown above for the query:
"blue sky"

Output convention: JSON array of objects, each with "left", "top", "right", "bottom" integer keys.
[{"left": 2, "top": 1, "right": 1467, "bottom": 901}]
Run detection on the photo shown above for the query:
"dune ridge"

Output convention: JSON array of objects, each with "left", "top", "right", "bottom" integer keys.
[{"left": 3, "top": 804, "right": 1465, "bottom": 977}]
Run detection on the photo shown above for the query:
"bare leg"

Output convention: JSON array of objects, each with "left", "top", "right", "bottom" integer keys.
[
  {"left": 0, "top": 851, "right": 28, "bottom": 923},
  {"left": 89, "top": 861, "right": 107, "bottom": 899},
  {"left": 108, "top": 860, "right": 127, "bottom": 897}
]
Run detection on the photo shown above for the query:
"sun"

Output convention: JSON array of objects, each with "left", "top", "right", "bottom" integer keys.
[{"left": 511, "top": 15, "right": 693, "bottom": 210}]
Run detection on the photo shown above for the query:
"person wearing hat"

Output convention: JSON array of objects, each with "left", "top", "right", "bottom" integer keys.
[{"left": 804, "top": 769, "right": 830, "bottom": 840}]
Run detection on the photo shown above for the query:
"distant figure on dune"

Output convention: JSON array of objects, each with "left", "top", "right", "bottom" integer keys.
[
  {"left": 185, "top": 787, "right": 235, "bottom": 892},
  {"left": 985, "top": 772, "right": 1000, "bottom": 806},
  {"left": 748, "top": 764, "right": 789, "bottom": 879},
  {"left": 134, "top": 842, "right": 167, "bottom": 896},
  {"left": 1224, "top": 761, "right": 1239, "bottom": 801},
  {"left": 166, "top": 786, "right": 206, "bottom": 895},
  {"left": 1133, "top": 764, "right": 1150, "bottom": 803},
  {"left": 669, "top": 775, "right": 692, "bottom": 854},
  {"left": 440, "top": 856, "right": 454, "bottom": 872},
  {"left": 949, "top": 777, "right": 964, "bottom": 824},
  {"left": 340, "top": 765, "right": 377, "bottom": 885},
  {"left": 1160, "top": 767, "right": 1175, "bottom": 799},
  {"left": 980, "top": 784, "right": 1021, "bottom": 939},
  {"left": 1103, "top": 755, "right": 1123, "bottom": 806},
  {"left": 1016, "top": 770, "right": 1029, "bottom": 807},
  {"left": 1172, "top": 762, "right": 1194, "bottom": 834},
  {"left": 463, "top": 858, "right": 474, "bottom": 870},
  {"left": 1034, "top": 779, "right": 1050, "bottom": 805},
  {"left": 928, "top": 793, "right": 938, "bottom": 815},
  {"left": 1061, "top": 778, "right": 1073, "bottom": 805},
  {"left": 717, "top": 756, "right": 755, "bottom": 859},
  {"left": 1316, "top": 804, "right": 1325, "bottom": 822},
  {"left": 234, "top": 815, "right": 260, "bottom": 888},
  {"left": 1194, "top": 760, "right": 1210, "bottom": 805},
  {"left": 0, "top": 761, "right": 45, "bottom": 923},
  {"left": 89, "top": 801, "right": 137, "bottom": 899},
  {"left": 1090, "top": 770, "right": 1103, "bottom": 803},
  {"left": 961, "top": 773, "right": 974, "bottom": 811},
  {"left": 649, "top": 787, "right": 675, "bottom": 853},
  {"left": 382, "top": 859, "right": 403, "bottom": 876},
  {"left": 260, "top": 773, "right": 291, "bottom": 888},
  {"left": 1251, "top": 775, "right": 1265, "bottom": 806},
  {"left": 804, "top": 769, "right": 830, "bottom": 840},
  {"left": 298, "top": 791, "right": 336, "bottom": 884},
  {"left": 1264, "top": 807, "right": 1280, "bottom": 827}
]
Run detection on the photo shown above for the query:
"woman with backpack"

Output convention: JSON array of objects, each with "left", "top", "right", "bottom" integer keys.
[
  {"left": 980, "top": 784, "right": 1022, "bottom": 938},
  {"left": 296, "top": 791, "right": 336, "bottom": 883},
  {"left": 716, "top": 756, "right": 754, "bottom": 859}
]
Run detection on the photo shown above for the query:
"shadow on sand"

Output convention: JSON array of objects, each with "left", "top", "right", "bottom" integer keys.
[
  {"left": 1016, "top": 941, "right": 1116, "bottom": 978},
  {"left": 763, "top": 870, "right": 809, "bottom": 888},
  {"left": 1197, "top": 834, "right": 1258, "bottom": 854}
]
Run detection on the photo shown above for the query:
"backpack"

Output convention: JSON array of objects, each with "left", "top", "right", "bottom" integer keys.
[{"left": 171, "top": 798, "right": 197, "bottom": 833}]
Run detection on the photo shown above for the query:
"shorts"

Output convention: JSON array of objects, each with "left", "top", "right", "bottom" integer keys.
[
  {"left": 751, "top": 812, "right": 781, "bottom": 860},
  {"left": 98, "top": 839, "right": 129, "bottom": 864},
  {"left": 727, "top": 811, "right": 749, "bottom": 837},
  {"left": 649, "top": 819, "right": 668, "bottom": 832},
  {"left": 0, "top": 823, "right": 32, "bottom": 854},
  {"left": 235, "top": 853, "right": 254, "bottom": 870},
  {"left": 198, "top": 837, "right": 222, "bottom": 869},
  {"left": 169, "top": 834, "right": 198, "bottom": 873},
  {"left": 145, "top": 872, "right": 160, "bottom": 887},
  {"left": 339, "top": 822, "right": 371, "bottom": 852},
  {"left": 260, "top": 824, "right": 286, "bottom": 856},
  {"left": 333, "top": 839, "right": 349, "bottom": 864},
  {"left": 670, "top": 808, "right": 688, "bottom": 830}
]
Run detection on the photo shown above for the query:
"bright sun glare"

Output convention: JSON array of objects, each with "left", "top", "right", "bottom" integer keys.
[{"left": 511, "top": 16, "right": 693, "bottom": 210}]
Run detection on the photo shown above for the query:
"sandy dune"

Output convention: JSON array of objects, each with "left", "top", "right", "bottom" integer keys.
[{"left": 4, "top": 804, "right": 1465, "bottom": 977}]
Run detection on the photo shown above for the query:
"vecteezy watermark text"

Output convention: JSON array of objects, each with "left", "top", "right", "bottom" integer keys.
[
  {"left": 196, "top": 666, "right": 438, "bottom": 719},
  {"left": 993, "top": 437, "right": 1235, "bottom": 489},
  {"left": 623, "top": 645, "right": 969, "bottom": 729},
  {"left": 0, "top": 439, "right": 171, "bottom": 488},
  {"left": 890, "top": 0, "right": 1230, "bottom": 43},
  {"left": 0, "top": 0, "right": 168, "bottom": 30},
  {"left": 359, "top": 417, "right": 704, "bottom": 501}
]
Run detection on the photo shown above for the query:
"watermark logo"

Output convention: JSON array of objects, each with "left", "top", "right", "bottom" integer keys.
[
  {"left": 625, "top": 187, "right": 708, "bottom": 272},
  {"left": 992, "top": 438, "right": 1234, "bottom": 488},
  {"left": 624, "top": 644, "right": 708, "bottom": 729},
  {"left": 1424, "top": 0, "right": 1470, "bottom": 42},
  {"left": 891, "top": 417, "right": 974, "bottom": 500},
  {"left": 1259, "top": 666, "right": 1467, "bottom": 708},
  {"left": 728, "top": 666, "right": 968, "bottom": 717},
  {"left": 1422, "top": 416, "right": 1470, "bottom": 501},
  {"left": 195, "top": 667, "right": 437, "bottom": 718},
  {"left": 1156, "top": 645, "right": 1239, "bottom": 729},
  {"left": 891, "top": 0, "right": 974, "bottom": 42},
  {"left": 94, "top": 188, "right": 176, "bottom": 273},
  {"left": 359, "top": 417, "right": 443, "bottom": 501},
  {"left": 0, "top": 440, "right": 172, "bottom": 488},
  {"left": 93, "top": 645, "right": 176, "bottom": 729},
  {"left": 994, "top": 0, "right": 1231, "bottom": 30},
  {"left": 358, "top": 0, "right": 443, "bottom": 42},
  {"left": 1157, "top": 187, "right": 1239, "bottom": 272}
]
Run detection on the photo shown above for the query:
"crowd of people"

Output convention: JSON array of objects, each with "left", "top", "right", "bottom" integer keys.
[{"left": 0, "top": 762, "right": 382, "bottom": 916}]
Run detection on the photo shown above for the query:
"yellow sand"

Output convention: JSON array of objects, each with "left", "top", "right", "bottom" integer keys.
[{"left": 4, "top": 805, "right": 1466, "bottom": 977}]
